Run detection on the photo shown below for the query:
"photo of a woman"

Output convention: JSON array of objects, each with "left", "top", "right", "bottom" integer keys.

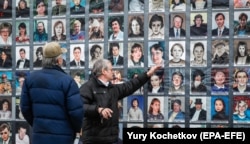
[
  {"left": 148, "top": 14, "right": 164, "bottom": 39},
  {"left": 51, "top": 20, "right": 66, "bottom": 41},
  {"left": 128, "top": 43, "right": 144, "bottom": 67},
  {"left": 128, "top": 16, "right": 144, "bottom": 38},
  {"left": 147, "top": 97, "right": 164, "bottom": 121},
  {"left": 211, "top": 97, "right": 229, "bottom": 121},
  {"left": 169, "top": 42, "right": 185, "bottom": 67},
  {"left": 16, "top": 22, "right": 30, "bottom": 44}
]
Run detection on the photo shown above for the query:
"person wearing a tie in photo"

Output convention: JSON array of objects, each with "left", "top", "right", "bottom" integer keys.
[
  {"left": 70, "top": 46, "right": 85, "bottom": 67},
  {"left": 52, "top": 0, "right": 66, "bottom": 16},
  {"left": 70, "top": 0, "right": 85, "bottom": 15},
  {"left": 169, "top": 15, "right": 186, "bottom": 38},
  {"left": 0, "top": 123, "right": 12, "bottom": 144},
  {"left": 16, "top": 48, "right": 30, "bottom": 69},
  {"left": 108, "top": 42, "right": 124, "bottom": 66},
  {"left": 212, "top": 12, "right": 229, "bottom": 37}
]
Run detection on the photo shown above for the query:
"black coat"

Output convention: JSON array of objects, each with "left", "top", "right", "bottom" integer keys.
[
  {"left": 108, "top": 55, "right": 124, "bottom": 66},
  {"left": 190, "top": 107, "right": 207, "bottom": 120},
  {"left": 212, "top": 27, "right": 229, "bottom": 36},
  {"left": 80, "top": 72, "right": 149, "bottom": 143},
  {"left": 169, "top": 27, "right": 186, "bottom": 37}
]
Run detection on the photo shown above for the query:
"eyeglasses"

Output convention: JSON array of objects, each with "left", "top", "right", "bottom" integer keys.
[{"left": 0, "top": 132, "right": 8, "bottom": 135}]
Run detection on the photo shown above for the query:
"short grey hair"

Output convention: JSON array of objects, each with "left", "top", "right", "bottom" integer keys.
[
  {"left": 42, "top": 55, "right": 61, "bottom": 68},
  {"left": 92, "top": 59, "right": 111, "bottom": 77}
]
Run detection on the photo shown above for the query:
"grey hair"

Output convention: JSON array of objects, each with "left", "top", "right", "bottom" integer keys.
[
  {"left": 42, "top": 55, "right": 61, "bottom": 68},
  {"left": 92, "top": 59, "right": 111, "bottom": 77}
]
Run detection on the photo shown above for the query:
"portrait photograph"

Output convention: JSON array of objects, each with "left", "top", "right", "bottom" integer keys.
[
  {"left": 108, "top": 42, "right": 124, "bottom": 67},
  {"left": 51, "top": 0, "right": 66, "bottom": 16},
  {"left": 234, "top": 11, "right": 250, "bottom": 37},
  {"left": 70, "top": 0, "right": 85, "bottom": 15},
  {"left": 190, "top": 40, "right": 207, "bottom": 67},
  {"left": 169, "top": 14, "right": 186, "bottom": 38},
  {"left": 148, "top": 14, "right": 164, "bottom": 39},
  {"left": 212, "top": 0, "right": 229, "bottom": 9},
  {"left": 108, "top": 0, "right": 124, "bottom": 13},
  {"left": 0, "top": 71, "right": 12, "bottom": 95},
  {"left": 51, "top": 19, "right": 66, "bottom": 42},
  {"left": 15, "top": 121, "right": 31, "bottom": 144},
  {"left": 88, "top": 17, "right": 104, "bottom": 41},
  {"left": 127, "top": 68, "right": 144, "bottom": 94},
  {"left": 190, "top": 0, "right": 207, "bottom": 11},
  {"left": 33, "top": 45, "right": 43, "bottom": 68},
  {"left": 232, "top": 68, "right": 250, "bottom": 95},
  {"left": 108, "top": 16, "right": 124, "bottom": 41},
  {"left": 70, "top": 18, "right": 85, "bottom": 41},
  {"left": 190, "top": 68, "right": 207, "bottom": 94},
  {"left": 212, "top": 12, "right": 229, "bottom": 37},
  {"left": 127, "top": 42, "right": 144, "bottom": 67},
  {"left": 148, "top": 41, "right": 165, "bottom": 66},
  {"left": 189, "top": 96, "right": 207, "bottom": 122},
  {"left": 233, "top": 96, "right": 250, "bottom": 123},
  {"left": 167, "top": 96, "right": 185, "bottom": 122},
  {"left": 147, "top": 69, "right": 164, "bottom": 95},
  {"left": 15, "top": 20, "right": 30, "bottom": 45},
  {"left": 0, "top": 48, "right": 12, "bottom": 69},
  {"left": 233, "top": 40, "right": 250, "bottom": 66},
  {"left": 168, "top": 69, "right": 185, "bottom": 95},
  {"left": 70, "top": 44, "right": 85, "bottom": 68},
  {"left": 111, "top": 68, "right": 125, "bottom": 85},
  {"left": 149, "top": 0, "right": 164, "bottom": 12},
  {"left": 70, "top": 69, "right": 85, "bottom": 88},
  {"left": 0, "top": 122, "right": 13, "bottom": 143},
  {"left": 33, "top": 20, "right": 48, "bottom": 43},
  {"left": 33, "top": 0, "right": 48, "bottom": 18},
  {"left": 190, "top": 13, "right": 207, "bottom": 37},
  {"left": 15, "top": 46, "right": 30, "bottom": 70},
  {"left": 169, "top": 0, "right": 186, "bottom": 12},
  {"left": 147, "top": 96, "right": 164, "bottom": 122},
  {"left": 15, "top": 71, "right": 29, "bottom": 95},
  {"left": 127, "top": 95, "right": 144, "bottom": 121},
  {"left": 89, "top": 43, "right": 104, "bottom": 68},
  {"left": 169, "top": 41, "right": 186, "bottom": 67},
  {"left": 128, "top": 15, "right": 144, "bottom": 39},
  {"left": 0, "top": 97, "right": 12, "bottom": 119},
  {"left": 211, "top": 39, "right": 229, "bottom": 66},
  {"left": 16, "top": 0, "right": 30, "bottom": 18},
  {"left": 211, "top": 68, "right": 229, "bottom": 95},
  {"left": 128, "top": 0, "right": 144, "bottom": 12},
  {"left": 89, "top": 0, "right": 104, "bottom": 14},
  {"left": 211, "top": 96, "right": 229, "bottom": 122},
  {"left": 0, "top": 22, "right": 12, "bottom": 45},
  {"left": 0, "top": 0, "right": 12, "bottom": 19}
]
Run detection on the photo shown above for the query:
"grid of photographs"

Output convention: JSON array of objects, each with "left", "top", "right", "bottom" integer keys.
[{"left": 0, "top": 1, "right": 249, "bottom": 141}]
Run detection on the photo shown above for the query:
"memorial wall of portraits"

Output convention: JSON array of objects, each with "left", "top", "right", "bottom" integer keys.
[{"left": 0, "top": 0, "right": 250, "bottom": 142}]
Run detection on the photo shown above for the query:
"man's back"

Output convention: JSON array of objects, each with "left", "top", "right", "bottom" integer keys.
[{"left": 21, "top": 67, "right": 83, "bottom": 144}]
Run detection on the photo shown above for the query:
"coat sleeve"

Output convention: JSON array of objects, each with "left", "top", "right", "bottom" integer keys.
[
  {"left": 65, "top": 80, "right": 84, "bottom": 133},
  {"left": 20, "top": 78, "right": 33, "bottom": 126},
  {"left": 116, "top": 72, "right": 149, "bottom": 99}
]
